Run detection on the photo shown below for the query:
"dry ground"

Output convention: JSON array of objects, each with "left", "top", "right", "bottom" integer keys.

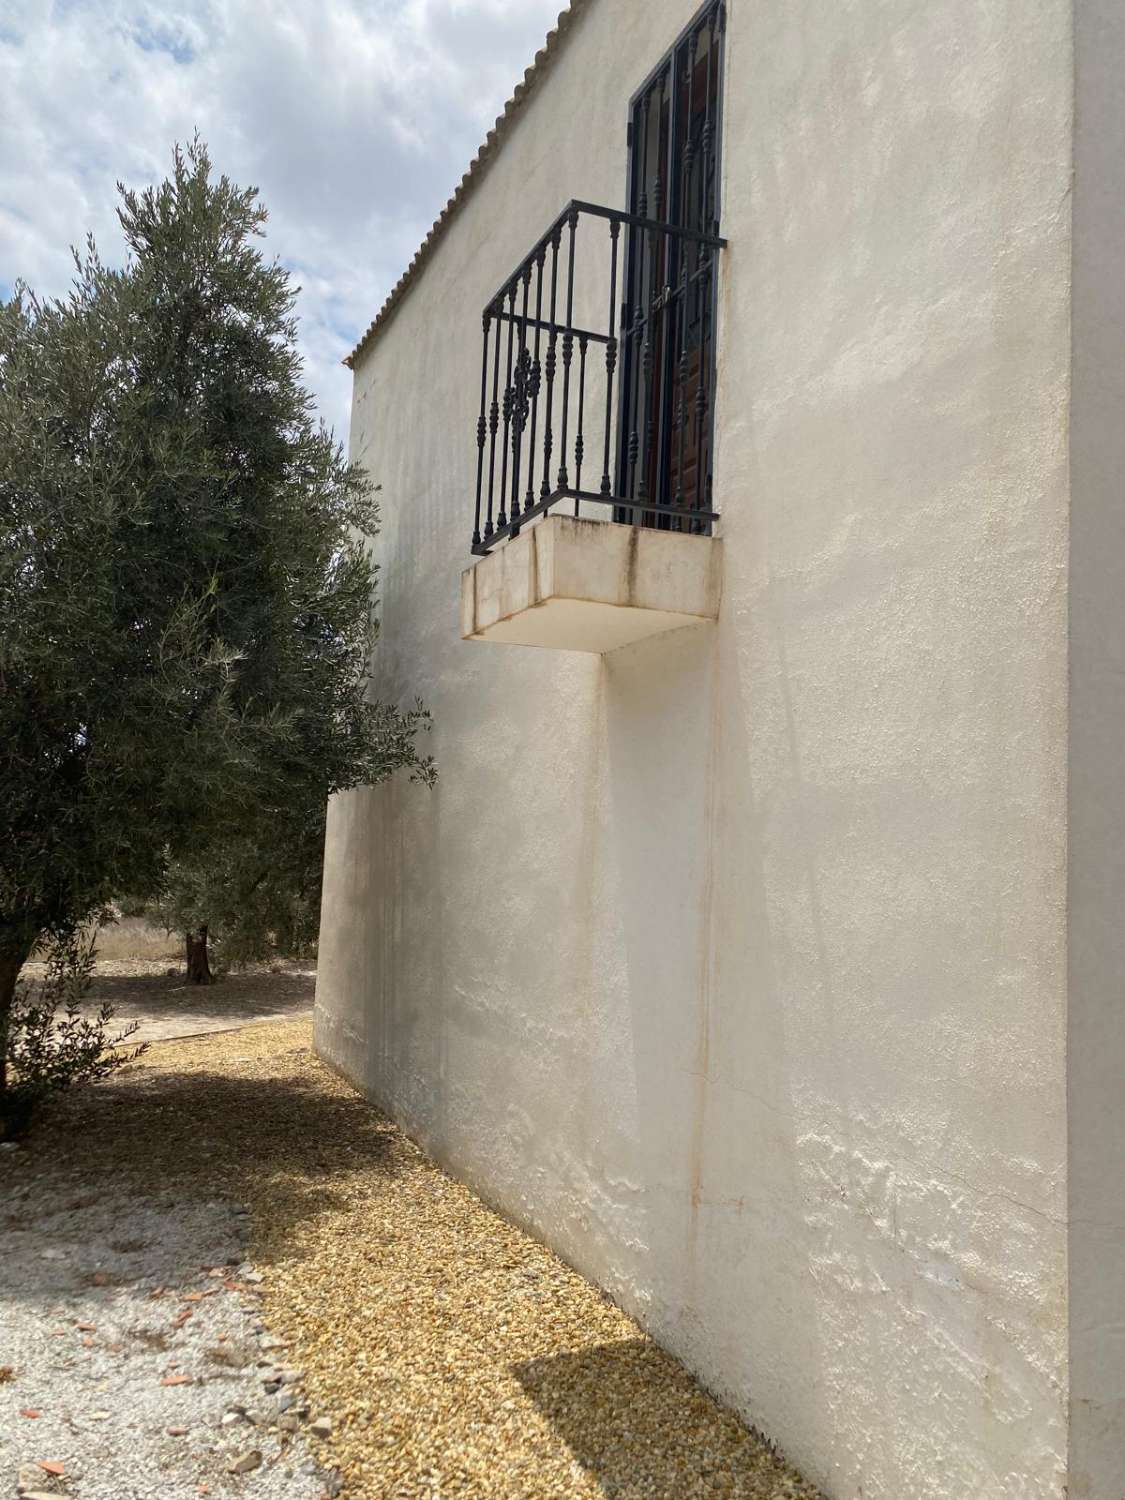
[
  {"left": 3, "top": 1017, "right": 823, "bottom": 1500},
  {"left": 19, "top": 957, "right": 316, "bottom": 1044}
]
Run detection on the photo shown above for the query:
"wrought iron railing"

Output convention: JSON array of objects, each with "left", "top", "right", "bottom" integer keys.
[{"left": 470, "top": 200, "right": 725, "bottom": 555}]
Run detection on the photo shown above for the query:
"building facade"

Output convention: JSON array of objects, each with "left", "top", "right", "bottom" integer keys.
[{"left": 316, "top": 3, "right": 1125, "bottom": 1495}]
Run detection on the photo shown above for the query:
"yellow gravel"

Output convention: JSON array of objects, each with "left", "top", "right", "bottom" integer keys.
[{"left": 38, "top": 1020, "right": 823, "bottom": 1499}]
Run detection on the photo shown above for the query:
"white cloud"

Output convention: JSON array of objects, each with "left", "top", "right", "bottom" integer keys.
[{"left": 0, "top": 0, "right": 562, "bottom": 438}]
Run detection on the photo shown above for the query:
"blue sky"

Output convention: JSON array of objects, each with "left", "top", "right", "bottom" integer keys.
[{"left": 0, "top": 0, "right": 562, "bottom": 440}]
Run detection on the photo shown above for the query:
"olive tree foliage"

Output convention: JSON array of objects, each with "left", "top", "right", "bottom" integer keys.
[
  {"left": 0, "top": 140, "right": 433, "bottom": 1095},
  {"left": 150, "top": 818, "right": 326, "bottom": 970},
  {"left": 148, "top": 760, "right": 356, "bottom": 970}
]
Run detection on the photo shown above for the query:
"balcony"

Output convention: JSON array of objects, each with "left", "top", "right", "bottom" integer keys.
[
  {"left": 462, "top": 196, "right": 725, "bottom": 653},
  {"left": 461, "top": 512, "right": 722, "bottom": 653}
]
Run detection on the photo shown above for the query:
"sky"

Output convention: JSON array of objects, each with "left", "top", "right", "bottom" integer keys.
[{"left": 0, "top": 0, "right": 563, "bottom": 442}]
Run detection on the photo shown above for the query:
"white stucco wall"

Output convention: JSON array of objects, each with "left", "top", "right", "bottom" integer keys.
[
  {"left": 1069, "top": 0, "right": 1125, "bottom": 1490},
  {"left": 317, "top": 3, "right": 1082, "bottom": 1495}
]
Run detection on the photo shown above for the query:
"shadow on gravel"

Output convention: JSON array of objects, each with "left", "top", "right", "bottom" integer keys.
[
  {"left": 513, "top": 1338, "right": 822, "bottom": 1499},
  {"left": 1, "top": 1061, "right": 400, "bottom": 1281},
  {"left": 73, "top": 967, "right": 317, "bottom": 1042},
  {"left": 84, "top": 968, "right": 314, "bottom": 1004}
]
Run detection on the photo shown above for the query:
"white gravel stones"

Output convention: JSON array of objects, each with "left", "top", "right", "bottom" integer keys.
[{"left": 0, "top": 1167, "right": 328, "bottom": 1500}]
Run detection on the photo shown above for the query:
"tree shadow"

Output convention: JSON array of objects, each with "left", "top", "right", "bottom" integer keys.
[
  {"left": 74, "top": 967, "right": 316, "bottom": 1036},
  {"left": 2, "top": 1061, "right": 401, "bottom": 1286},
  {"left": 512, "top": 1338, "right": 823, "bottom": 1498}
]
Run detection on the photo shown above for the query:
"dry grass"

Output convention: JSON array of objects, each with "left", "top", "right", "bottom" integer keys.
[{"left": 21, "top": 1020, "right": 823, "bottom": 1500}]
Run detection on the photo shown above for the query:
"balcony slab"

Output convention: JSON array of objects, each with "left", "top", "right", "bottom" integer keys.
[{"left": 460, "top": 514, "right": 722, "bottom": 653}]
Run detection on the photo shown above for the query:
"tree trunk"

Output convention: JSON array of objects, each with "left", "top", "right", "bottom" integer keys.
[
  {"left": 0, "top": 941, "right": 33, "bottom": 1100},
  {"left": 186, "top": 924, "right": 212, "bottom": 985}
]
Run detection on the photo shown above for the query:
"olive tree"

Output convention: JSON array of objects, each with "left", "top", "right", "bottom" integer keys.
[{"left": 0, "top": 140, "right": 431, "bottom": 1101}]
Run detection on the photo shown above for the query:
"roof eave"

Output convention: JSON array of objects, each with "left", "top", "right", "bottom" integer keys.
[{"left": 344, "top": 1, "right": 591, "bottom": 371}]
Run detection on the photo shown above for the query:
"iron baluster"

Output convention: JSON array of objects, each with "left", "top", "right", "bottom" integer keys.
[
  {"left": 574, "top": 334, "right": 588, "bottom": 511},
  {"left": 628, "top": 254, "right": 645, "bottom": 519},
  {"left": 525, "top": 250, "right": 545, "bottom": 513},
  {"left": 474, "top": 311, "right": 491, "bottom": 547},
  {"left": 682, "top": 25, "right": 697, "bottom": 225},
  {"left": 541, "top": 230, "right": 561, "bottom": 497},
  {"left": 670, "top": 29, "right": 697, "bottom": 519},
  {"left": 701, "top": 6, "right": 715, "bottom": 236},
  {"left": 485, "top": 299, "right": 501, "bottom": 539},
  {"left": 694, "top": 252, "right": 710, "bottom": 532},
  {"left": 510, "top": 267, "right": 532, "bottom": 523},
  {"left": 641, "top": 324, "right": 653, "bottom": 502},
  {"left": 674, "top": 260, "right": 689, "bottom": 507},
  {"left": 653, "top": 62, "right": 677, "bottom": 527},
  {"left": 651, "top": 96, "right": 664, "bottom": 222},
  {"left": 638, "top": 89, "right": 651, "bottom": 218},
  {"left": 600, "top": 217, "right": 620, "bottom": 496},
  {"left": 556, "top": 208, "right": 578, "bottom": 489},
  {"left": 627, "top": 220, "right": 642, "bottom": 517},
  {"left": 498, "top": 281, "right": 517, "bottom": 529}
]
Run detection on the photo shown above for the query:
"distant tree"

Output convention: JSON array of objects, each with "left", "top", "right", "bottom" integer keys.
[
  {"left": 147, "top": 776, "right": 343, "bottom": 972},
  {"left": 0, "top": 138, "right": 433, "bottom": 1097}
]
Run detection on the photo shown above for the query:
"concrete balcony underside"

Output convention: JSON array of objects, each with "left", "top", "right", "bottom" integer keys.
[{"left": 460, "top": 514, "right": 722, "bottom": 654}]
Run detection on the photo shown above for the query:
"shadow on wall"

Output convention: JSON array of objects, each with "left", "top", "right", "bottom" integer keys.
[
  {"left": 369, "top": 770, "right": 451, "bottom": 1151},
  {"left": 604, "top": 525, "right": 1069, "bottom": 1492},
  {"left": 512, "top": 1337, "right": 823, "bottom": 1497},
  {"left": 603, "top": 607, "right": 836, "bottom": 1470},
  {"left": 315, "top": 773, "right": 449, "bottom": 1152}
]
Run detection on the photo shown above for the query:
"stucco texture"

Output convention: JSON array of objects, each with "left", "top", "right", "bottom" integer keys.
[
  {"left": 317, "top": 2, "right": 1079, "bottom": 1496},
  {"left": 1069, "top": 0, "right": 1125, "bottom": 1492}
]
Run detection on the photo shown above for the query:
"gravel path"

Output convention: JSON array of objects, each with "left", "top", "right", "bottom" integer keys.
[
  {"left": 2, "top": 1019, "right": 822, "bottom": 1500},
  {"left": 0, "top": 1180, "right": 333, "bottom": 1500}
]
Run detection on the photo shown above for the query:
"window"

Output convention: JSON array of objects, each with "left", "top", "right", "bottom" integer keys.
[{"left": 617, "top": 0, "right": 724, "bottom": 529}]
